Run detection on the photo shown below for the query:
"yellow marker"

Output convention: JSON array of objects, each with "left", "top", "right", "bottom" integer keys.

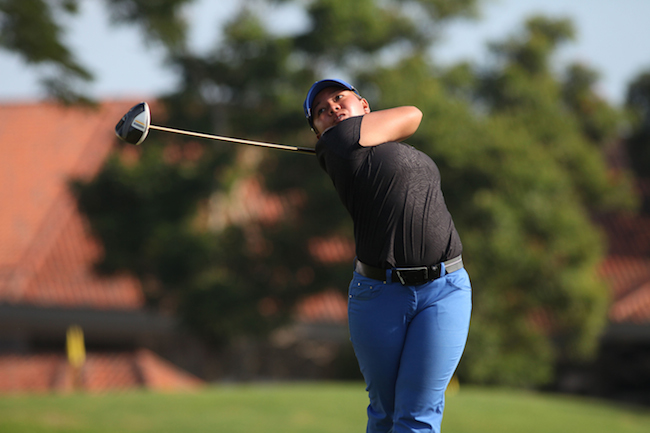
[
  {"left": 66, "top": 325, "right": 86, "bottom": 369},
  {"left": 446, "top": 375, "right": 460, "bottom": 396}
]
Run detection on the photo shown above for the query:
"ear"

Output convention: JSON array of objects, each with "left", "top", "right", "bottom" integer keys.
[{"left": 361, "top": 98, "right": 371, "bottom": 114}]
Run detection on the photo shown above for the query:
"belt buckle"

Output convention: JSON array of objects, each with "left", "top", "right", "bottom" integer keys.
[
  {"left": 431, "top": 263, "right": 441, "bottom": 279},
  {"left": 393, "top": 264, "right": 442, "bottom": 285},
  {"left": 393, "top": 266, "right": 429, "bottom": 285}
]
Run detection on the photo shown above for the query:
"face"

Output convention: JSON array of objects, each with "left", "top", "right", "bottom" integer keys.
[{"left": 311, "top": 87, "right": 370, "bottom": 137}]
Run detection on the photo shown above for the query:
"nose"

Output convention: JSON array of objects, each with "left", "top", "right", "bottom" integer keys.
[{"left": 327, "top": 100, "right": 340, "bottom": 115}]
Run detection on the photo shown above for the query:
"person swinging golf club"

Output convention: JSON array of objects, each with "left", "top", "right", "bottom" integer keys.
[{"left": 304, "top": 79, "right": 472, "bottom": 433}]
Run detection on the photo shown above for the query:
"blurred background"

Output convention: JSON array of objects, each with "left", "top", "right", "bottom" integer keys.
[{"left": 1, "top": 0, "right": 649, "bottom": 410}]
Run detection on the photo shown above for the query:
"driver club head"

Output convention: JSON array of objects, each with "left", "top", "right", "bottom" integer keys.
[{"left": 115, "top": 102, "right": 151, "bottom": 145}]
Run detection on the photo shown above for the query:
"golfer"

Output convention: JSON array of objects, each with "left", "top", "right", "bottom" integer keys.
[{"left": 304, "top": 79, "right": 472, "bottom": 433}]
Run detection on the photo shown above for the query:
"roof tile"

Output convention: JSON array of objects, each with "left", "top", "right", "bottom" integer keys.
[
  {"left": 0, "top": 351, "right": 203, "bottom": 394},
  {"left": 0, "top": 101, "right": 144, "bottom": 310},
  {"left": 596, "top": 189, "right": 650, "bottom": 325}
]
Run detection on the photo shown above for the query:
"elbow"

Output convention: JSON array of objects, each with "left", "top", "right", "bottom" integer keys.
[
  {"left": 401, "top": 106, "right": 423, "bottom": 140},
  {"left": 411, "top": 106, "right": 423, "bottom": 128}
]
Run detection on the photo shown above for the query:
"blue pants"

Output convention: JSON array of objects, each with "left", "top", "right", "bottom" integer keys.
[{"left": 348, "top": 266, "right": 472, "bottom": 433}]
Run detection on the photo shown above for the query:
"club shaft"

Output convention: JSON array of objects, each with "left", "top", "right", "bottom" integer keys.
[{"left": 148, "top": 124, "right": 316, "bottom": 155}]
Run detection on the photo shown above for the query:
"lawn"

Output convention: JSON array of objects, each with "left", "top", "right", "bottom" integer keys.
[{"left": 0, "top": 382, "right": 648, "bottom": 433}]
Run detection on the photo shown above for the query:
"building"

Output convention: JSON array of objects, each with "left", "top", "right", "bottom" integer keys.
[
  {"left": 0, "top": 101, "right": 203, "bottom": 392},
  {"left": 586, "top": 196, "right": 650, "bottom": 403}
]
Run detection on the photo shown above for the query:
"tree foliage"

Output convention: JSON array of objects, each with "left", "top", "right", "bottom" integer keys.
[
  {"left": 69, "top": 1, "right": 635, "bottom": 386},
  {"left": 625, "top": 71, "right": 650, "bottom": 179},
  {"left": 433, "top": 16, "right": 634, "bottom": 384},
  {"left": 0, "top": 0, "right": 191, "bottom": 102}
]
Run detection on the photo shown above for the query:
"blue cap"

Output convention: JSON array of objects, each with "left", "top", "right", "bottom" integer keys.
[{"left": 303, "top": 79, "right": 360, "bottom": 129}]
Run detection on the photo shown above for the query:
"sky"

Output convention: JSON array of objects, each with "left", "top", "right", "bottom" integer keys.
[{"left": 1, "top": 0, "right": 649, "bottom": 106}]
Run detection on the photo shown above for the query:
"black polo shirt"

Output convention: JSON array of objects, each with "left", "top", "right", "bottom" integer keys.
[{"left": 315, "top": 115, "right": 462, "bottom": 268}]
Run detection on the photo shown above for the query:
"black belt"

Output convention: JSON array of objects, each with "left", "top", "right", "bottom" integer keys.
[{"left": 354, "top": 255, "right": 463, "bottom": 286}]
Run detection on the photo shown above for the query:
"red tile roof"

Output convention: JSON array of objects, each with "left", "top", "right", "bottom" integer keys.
[
  {"left": 308, "top": 236, "right": 355, "bottom": 264},
  {"left": 0, "top": 350, "right": 203, "bottom": 393},
  {"left": 597, "top": 211, "right": 650, "bottom": 324},
  {"left": 0, "top": 101, "right": 144, "bottom": 310},
  {"left": 0, "top": 100, "right": 209, "bottom": 393},
  {"left": 609, "top": 281, "right": 650, "bottom": 324},
  {"left": 295, "top": 289, "right": 348, "bottom": 324}
]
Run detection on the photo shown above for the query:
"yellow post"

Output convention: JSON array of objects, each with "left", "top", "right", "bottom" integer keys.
[
  {"left": 66, "top": 325, "right": 86, "bottom": 389},
  {"left": 446, "top": 375, "right": 460, "bottom": 396}
]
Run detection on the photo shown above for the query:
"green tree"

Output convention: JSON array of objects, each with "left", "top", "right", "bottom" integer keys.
[
  {"left": 625, "top": 71, "right": 650, "bottom": 180},
  {"left": 0, "top": 0, "right": 191, "bottom": 102},
  {"left": 76, "top": 1, "right": 480, "bottom": 346},
  {"left": 432, "top": 16, "right": 633, "bottom": 385},
  {"left": 73, "top": 2, "right": 632, "bottom": 386},
  {"left": 309, "top": 13, "right": 631, "bottom": 385}
]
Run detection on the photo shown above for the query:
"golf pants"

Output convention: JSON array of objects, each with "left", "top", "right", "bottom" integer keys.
[{"left": 347, "top": 265, "right": 472, "bottom": 433}]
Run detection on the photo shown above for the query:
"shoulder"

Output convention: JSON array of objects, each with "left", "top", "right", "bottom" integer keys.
[
  {"left": 316, "top": 116, "right": 364, "bottom": 157},
  {"left": 324, "top": 115, "right": 363, "bottom": 141}
]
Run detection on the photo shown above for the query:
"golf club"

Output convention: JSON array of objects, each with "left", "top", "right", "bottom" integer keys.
[{"left": 115, "top": 102, "right": 316, "bottom": 155}]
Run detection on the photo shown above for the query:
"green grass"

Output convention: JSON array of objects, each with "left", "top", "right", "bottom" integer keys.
[{"left": 0, "top": 382, "right": 648, "bottom": 433}]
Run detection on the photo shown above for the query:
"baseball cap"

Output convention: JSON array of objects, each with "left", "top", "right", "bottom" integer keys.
[{"left": 303, "top": 79, "right": 360, "bottom": 129}]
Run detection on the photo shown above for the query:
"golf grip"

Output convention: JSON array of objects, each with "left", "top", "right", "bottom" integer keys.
[{"left": 148, "top": 125, "right": 316, "bottom": 155}]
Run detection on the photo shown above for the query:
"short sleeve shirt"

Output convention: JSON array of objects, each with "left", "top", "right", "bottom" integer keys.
[{"left": 315, "top": 115, "right": 462, "bottom": 268}]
